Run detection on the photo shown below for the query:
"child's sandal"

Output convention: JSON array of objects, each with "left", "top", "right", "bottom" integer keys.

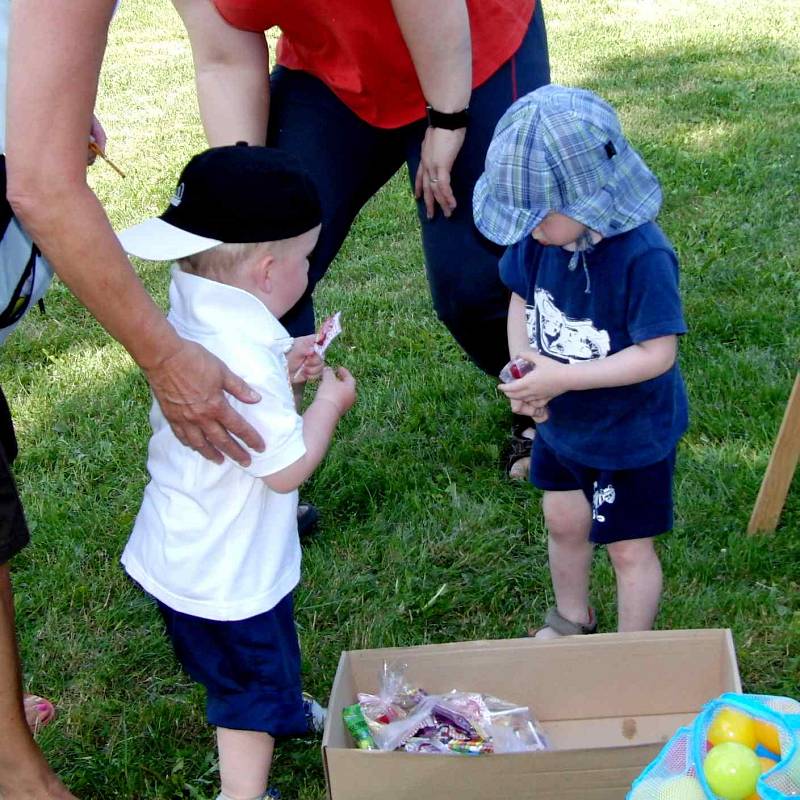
[
  {"left": 529, "top": 607, "right": 598, "bottom": 638},
  {"left": 505, "top": 423, "right": 535, "bottom": 480}
]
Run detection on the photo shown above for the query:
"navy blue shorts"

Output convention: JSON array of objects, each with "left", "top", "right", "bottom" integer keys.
[
  {"left": 530, "top": 436, "right": 676, "bottom": 545},
  {"left": 156, "top": 593, "right": 309, "bottom": 736}
]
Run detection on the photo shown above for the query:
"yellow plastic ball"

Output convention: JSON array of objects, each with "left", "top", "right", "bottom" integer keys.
[
  {"left": 708, "top": 709, "right": 757, "bottom": 750},
  {"left": 754, "top": 719, "right": 781, "bottom": 757},
  {"left": 656, "top": 775, "right": 706, "bottom": 800}
]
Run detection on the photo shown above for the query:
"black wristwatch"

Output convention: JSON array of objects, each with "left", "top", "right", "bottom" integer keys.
[{"left": 426, "top": 104, "right": 470, "bottom": 130}]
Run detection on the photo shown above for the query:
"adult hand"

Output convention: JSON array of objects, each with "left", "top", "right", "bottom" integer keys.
[
  {"left": 87, "top": 115, "right": 106, "bottom": 166},
  {"left": 144, "top": 338, "right": 265, "bottom": 466},
  {"left": 415, "top": 126, "right": 466, "bottom": 220}
]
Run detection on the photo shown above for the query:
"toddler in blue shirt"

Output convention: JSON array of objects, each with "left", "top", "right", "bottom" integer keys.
[{"left": 474, "top": 85, "right": 688, "bottom": 638}]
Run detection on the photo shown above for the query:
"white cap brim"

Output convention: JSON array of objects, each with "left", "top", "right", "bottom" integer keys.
[{"left": 117, "top": 218, "right": 222, "bottom": 261}]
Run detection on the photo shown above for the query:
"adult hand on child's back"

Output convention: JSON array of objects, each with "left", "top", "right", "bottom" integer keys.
[
  {"left": 316, "top": 366, "right": 356, "bottom": 416},
  {"left": 144, "top": 339, "right": 265, "bottom": 466}
]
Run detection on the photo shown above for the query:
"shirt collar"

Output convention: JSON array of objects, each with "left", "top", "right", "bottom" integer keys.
[{"left": 167, "top": 265, "right": 292, "bottom": 350}]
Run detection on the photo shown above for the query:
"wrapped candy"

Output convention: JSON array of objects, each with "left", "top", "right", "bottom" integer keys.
[
  {"left": 292, "top": 311, "right": 343, "bottom": 382},
  {"left": 499, "top": 356, "right": 534, "bottom": 383},
  {"left": 342, "top": 703, "right": 378, "bottom": 750},
  {"left": 314, "top": 312, "right": 342, "bottom": 358},
  {"left": 342, "top": 662, "right": 549, "bottom": 756}
]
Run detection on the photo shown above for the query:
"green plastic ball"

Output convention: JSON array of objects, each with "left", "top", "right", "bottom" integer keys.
[{"left": 703, "top": 742, "right": 761, "bottom": 800}]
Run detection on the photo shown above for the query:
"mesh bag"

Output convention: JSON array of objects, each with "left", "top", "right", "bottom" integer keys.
[{"left": 628, "top": 693, "right": 800, "bottom": 799}]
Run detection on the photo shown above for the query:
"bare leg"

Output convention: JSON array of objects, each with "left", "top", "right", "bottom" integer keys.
[
  {"left": 534, "top": 490, "right": 594, "bottom": 640},
  {"left": 607, "top": 537, "right": 663, "bottom": 632},
  {"left": 217, "top": 727, "right": 275, "bottom": 800},
  {"left": 0, "top": 563, "right": 76, "bottom": 800}
]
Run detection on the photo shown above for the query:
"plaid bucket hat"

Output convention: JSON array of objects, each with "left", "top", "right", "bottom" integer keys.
[{"left": 473, "top": 85, "right": 662, "bottom": 246}]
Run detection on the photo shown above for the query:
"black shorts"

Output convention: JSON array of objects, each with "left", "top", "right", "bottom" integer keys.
[{"left": 0, "top": 386, "right": 29, "bottom": 564}]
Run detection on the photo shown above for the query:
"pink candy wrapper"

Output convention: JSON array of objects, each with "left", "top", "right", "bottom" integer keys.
[
  {"left": 292, "top": 311, "right": 343, "bottom": 381},
  {"left": 314, "top": 312, "right": 342, "bottom": 358}
]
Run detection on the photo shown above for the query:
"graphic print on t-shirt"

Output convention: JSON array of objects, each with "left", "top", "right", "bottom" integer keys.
[{"left": 526, "top": 289, "right": 611, "bottom": 363}]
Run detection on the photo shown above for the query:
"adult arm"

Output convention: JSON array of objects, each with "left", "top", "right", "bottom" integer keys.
[
  {"left": 172, "top": 0, "right": 270, "bottom": 147},
  {"left": 5, "top": 0, "right": 264, "bottom": 466},
  {"left": 390, "top": 0, "right": 472, "bottom": 218}
]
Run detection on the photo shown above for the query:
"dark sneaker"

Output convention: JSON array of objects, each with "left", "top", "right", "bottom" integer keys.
[{"left": 297, "top": 502, "right": 319, "bottom": 541}]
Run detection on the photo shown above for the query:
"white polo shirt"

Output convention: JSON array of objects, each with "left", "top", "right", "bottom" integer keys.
[{"left": 121, "top": 267, "right": 305, "bottom": 621}]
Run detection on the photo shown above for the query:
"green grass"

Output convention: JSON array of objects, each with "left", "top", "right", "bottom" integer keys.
[{"left": 2, "top": 0, "right": 799, "bottom": 797}]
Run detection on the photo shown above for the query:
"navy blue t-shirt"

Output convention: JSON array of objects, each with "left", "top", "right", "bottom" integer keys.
[{"left": 500, "top": 221, "right": 689, "bottom": 470}]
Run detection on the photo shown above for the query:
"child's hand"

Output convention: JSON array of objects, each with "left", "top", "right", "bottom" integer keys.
[
  {"left": 316, "top": 366, "right": 356, "bottom": 416},
  {"left": 510, "top": 398, "right": 550, "bottom": 423},
  {"left": 498, "top": 352, "right": 571, "bottom": 406},
  {"left": 287, "top": 335, "right": 323, "bottom": 384}
]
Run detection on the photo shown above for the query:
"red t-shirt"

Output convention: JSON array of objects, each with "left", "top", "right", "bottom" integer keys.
[{"left": 212, "top": 0, "right": 536, "bottom": 129}]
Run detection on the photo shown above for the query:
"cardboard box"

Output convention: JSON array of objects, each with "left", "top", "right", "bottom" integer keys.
[{"left": 322, "top": 629, "right": 740, "bottom": 800}]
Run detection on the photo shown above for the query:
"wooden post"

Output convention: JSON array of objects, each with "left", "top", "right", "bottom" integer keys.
[{"left": 748, "top": 372, "right": 800, "bottom": 534}]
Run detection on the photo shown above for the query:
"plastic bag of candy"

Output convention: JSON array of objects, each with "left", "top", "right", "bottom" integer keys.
[{"left": 342, "top": 661, "right": 549, "bottom": 756}]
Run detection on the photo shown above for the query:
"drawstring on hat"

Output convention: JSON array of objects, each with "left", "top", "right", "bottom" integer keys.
[{"left": 567, "top": 230, "right": 594, "bottom": 294}]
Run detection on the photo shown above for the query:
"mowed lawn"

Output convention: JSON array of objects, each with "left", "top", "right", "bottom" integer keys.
[{"left": 2, "top": 1, "right": 798, "bottom": 797}]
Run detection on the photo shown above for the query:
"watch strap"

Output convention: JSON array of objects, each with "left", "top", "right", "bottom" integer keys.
[{"left": 425, "top": 105, "right": 470, "bottom": 130}]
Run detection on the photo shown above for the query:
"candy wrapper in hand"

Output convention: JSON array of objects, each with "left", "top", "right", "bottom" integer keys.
[
  {"left": 314, "top": 312, "right": 342, "bottom": 358},
  {"left": 499, "top": 356, "right": 534, "bottom": 383},
  {"left": 290, "top": 311, "right": 343, "bottom": 382}
]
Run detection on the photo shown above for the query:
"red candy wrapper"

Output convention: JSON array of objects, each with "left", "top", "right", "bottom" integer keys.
[{"left": 499, "top": 356, "right": 534, "bottom": 383}]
